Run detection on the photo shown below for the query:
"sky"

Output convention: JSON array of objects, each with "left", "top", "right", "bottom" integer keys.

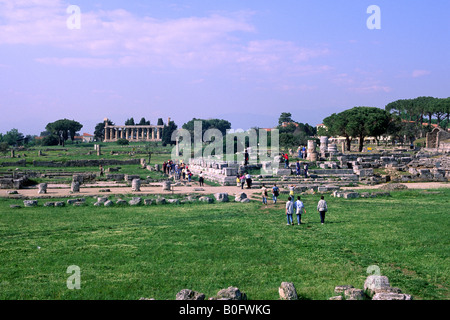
[{"left": 0, "top": 0, "right": 449, "bottom": 136}]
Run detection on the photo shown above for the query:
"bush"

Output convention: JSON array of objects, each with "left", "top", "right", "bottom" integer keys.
[
  {"left": 117, "top": 138, "right": 129, "bottom": 145},
  {"left": 41, "top": 135, "right": 59, "bottom": 146},
  {"left": 0, "top": 142, "right": 9, "bottom": 154}
]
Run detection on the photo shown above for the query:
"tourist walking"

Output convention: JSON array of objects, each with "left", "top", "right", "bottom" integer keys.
[
  {"left": 240, "top": 174, "right": 245, "bottom": 189},
  {"left": 236, "top": 174, "right": 241, "bottom": 187},
  {"left": 198, "top": 171, "right": 204, "bottom": 187},
  {"left": 261, "top": 184, "right": 268, "bottom": 205},
  {"left": 289, "top": 184, "right": 295, "bottom": 198},
  {"left": 304, "top": 163, "right": 309, "bottom": 178},
  {"left": 272, "top": 184, "right": 279, "bottom": 204},
  {"left": 296, "top": 160, "right": 301, "bottom": 176},
  {"left": 99, "top": 164, "right": 104, "bottom": 177},
  {"left": 317, "top": 196, "right": 328, "bottom": 224},
  {"left": 286, "top": 197, "right": 294, "bottom": 225},
  {"left": 283, "top": 153, "right": 289, "bottom": 168},
  {"left": 245, "top": 172, "right": 252, "bottom": 189},
  {"left": 294, "top": 196, "right": 306, "bottom": 225}
]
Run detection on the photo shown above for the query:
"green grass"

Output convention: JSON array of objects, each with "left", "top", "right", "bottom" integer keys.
[{"left": 0, "top": 189, "right": 448, "bottom": 300}]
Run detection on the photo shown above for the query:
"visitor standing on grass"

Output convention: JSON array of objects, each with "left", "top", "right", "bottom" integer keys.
[
  {"left": 272, "top": 184, "right": 279, "bottom": 204},
  {"left": 294, "top": 196, "right": 306, "bottom": 225},
  {"left": 317, "top": 195, "right": 328, "bottom": 224},
  {"left": 261, "top": 184, "right": 268, "bottom": 205},
  {"left": 286, "top": 197, "right": 294, "bottom": 225}
]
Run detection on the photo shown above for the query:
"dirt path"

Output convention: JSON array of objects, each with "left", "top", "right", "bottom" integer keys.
[{"left": 2, "top": 181, "right": 449, "bottom": 199}]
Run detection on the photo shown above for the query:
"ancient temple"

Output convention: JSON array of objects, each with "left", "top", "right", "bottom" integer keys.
[{"left": 103, "top": 118, "right": 165, "bottom": 142}]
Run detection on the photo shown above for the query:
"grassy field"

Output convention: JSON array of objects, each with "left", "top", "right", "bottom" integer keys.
[{"left": 0, "top": 189, "right": 448, "bottom": 300}]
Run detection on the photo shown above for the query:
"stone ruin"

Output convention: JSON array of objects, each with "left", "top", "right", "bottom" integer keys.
[
  {"left": 178, "top": 141, "right": 449, "bottom": 198},
  {"left": 426, "top": 127, "right": 450, "bottom": 152},
  {"left": 139, "top": 274, "right": 413, "bottom": 301}
]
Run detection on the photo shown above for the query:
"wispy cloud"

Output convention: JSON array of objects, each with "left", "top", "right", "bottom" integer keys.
[
  {"left": 0, "top": 0, "right": 329, "bottom": 75},
  {"left": 412, "top": 69, "right": 431, "bottom": 78}
]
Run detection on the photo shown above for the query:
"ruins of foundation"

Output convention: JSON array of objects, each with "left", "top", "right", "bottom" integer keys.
[
  {"left": 184, "top": 136, "right": 449, "bottom": 191},
  {"left": 1, "top": 134, "right": 449, "bottom": 191}
]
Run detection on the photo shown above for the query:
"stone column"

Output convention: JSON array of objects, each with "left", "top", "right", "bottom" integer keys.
[
  {"left": 38, "top": 183, "right": 47, "bottom": 194},
  {"left": 71, "top": 181, "right": 80, "bottom": 193},
  {"left": 152, "top": 128, "right": 155, "bottom": 140},
  {"left": 125, "top": 128, "right": 129, "bottom": 140},
  {"left": 156, "top": 128, "right": 160, "bottom": 140},
  {"left": 320, "top": 136, "right": 328, "bottom": 157},
  {"left": 307, "top": 140, "right": 317, "bottom": 162},
  {"left": 131, "top": 179, "right": 141, "bottom": 192},
  {"left": 146, "top": 128, "right": 150, "bottom": 140}
]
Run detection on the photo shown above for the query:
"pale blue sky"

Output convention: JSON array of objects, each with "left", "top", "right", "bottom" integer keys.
[{"left": 0, "top": 0, "right": 449, "bottom": 135}]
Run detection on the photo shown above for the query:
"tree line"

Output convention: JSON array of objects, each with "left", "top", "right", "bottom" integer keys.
[
  {"left": 1, "top": 95, "right": 448, "bottom": 151},
  {"left": 320, "top": 96, "right": 449, "bottom": 152}
]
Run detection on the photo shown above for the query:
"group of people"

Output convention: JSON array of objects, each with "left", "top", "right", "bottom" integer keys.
[
  {"left": 295, "top": 160, "right": 308, "bottom": 178},
  {"left": 285, "top": 195, "right": 328, "bottom": 226},
  {"left": 162, "top": 160, "right": 193, "bottom": 182},
  {"left": 297, "top": 145, "right": 307, "bottom": 159},
  {"left": 260, "top": 183, "right": 329, "bottom": 225},
  {"left": 237, "top": 173, "right": 253, "bottom": 189}
]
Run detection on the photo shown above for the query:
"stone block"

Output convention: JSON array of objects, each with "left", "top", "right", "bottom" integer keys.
[
  {"left": 372, "top": 293, "right": 413, "bottom": 300},
  {"left": 364, "top": 275, "right": 390, "bottom": 297},
  {"left": 344, "top": 288, "right": 366, "bottom": 300},
  {"left": 129, "top": 197, "right": 142, "bottom": 206},
  {"left": 176, "top": 289, "right": 205, "bottom": 301},
  {"left": 279, "top": 282, "right": 298, "bottom": 300},
  {"left": 23, "top": 200, "right": 38, "bottom": 207},
  {"left": 214, "top": 193, "right": 229, "bottom": 202}
]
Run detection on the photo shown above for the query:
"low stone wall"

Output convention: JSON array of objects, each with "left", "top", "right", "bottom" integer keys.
[
  {"left": 0, "top": 159, "right": 27, "bottom": 167},
  {"left": 32, "top": 159, "right": 141, "bottom": 167}
]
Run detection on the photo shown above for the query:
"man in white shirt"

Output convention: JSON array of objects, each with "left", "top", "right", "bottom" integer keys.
[
  {"left": 285, "top": 197, "right": 294, "bottom": 225},
  {"left": 294, "top": 196, "right": 306, "bottom": 225}
]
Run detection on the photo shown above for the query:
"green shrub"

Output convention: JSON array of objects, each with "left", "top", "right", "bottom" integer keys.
[{"left": 116, "top": 138, "right": 129, "bottom": 145}]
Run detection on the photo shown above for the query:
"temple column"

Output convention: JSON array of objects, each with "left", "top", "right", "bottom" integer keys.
[
  {"left": 125, "top": 128, "right": 129, "bottom": 140},
  {"left": 152, "top": 128, "right": 155, "bottom": 140},
  {"left": 156, "top": 128, "right": 160, "bottom": 140}
]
